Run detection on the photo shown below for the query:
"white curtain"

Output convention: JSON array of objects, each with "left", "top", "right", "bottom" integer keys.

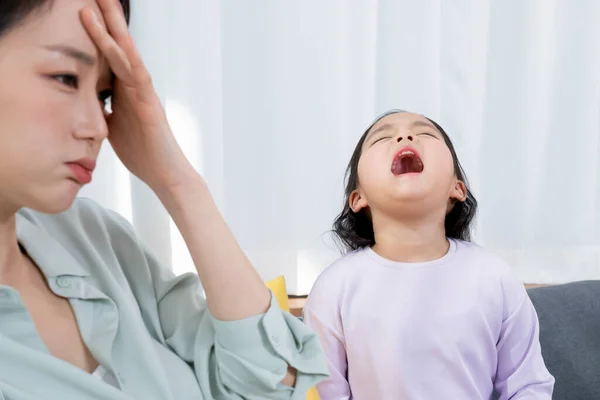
[{"left": 80, "top": 0, "right": 600, "bottom": 295}]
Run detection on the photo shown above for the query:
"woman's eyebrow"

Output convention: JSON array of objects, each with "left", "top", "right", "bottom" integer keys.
[{"left": 43, "top": 44, "right": 96, "bottom": 66}]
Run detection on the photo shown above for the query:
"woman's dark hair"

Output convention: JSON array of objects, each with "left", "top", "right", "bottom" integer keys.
[
  {"left": 0, "top": 0, "right": 130, "bottom": 38},
  {"left": 333, "top": 109, "right": 478, "bottom": 252}
]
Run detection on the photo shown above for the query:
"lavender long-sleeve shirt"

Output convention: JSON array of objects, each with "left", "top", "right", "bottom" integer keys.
[{"left": 304, "top": 239, "right": 554, "bottom": 399}]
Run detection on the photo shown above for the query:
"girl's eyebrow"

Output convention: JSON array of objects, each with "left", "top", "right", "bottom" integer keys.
[
  {"left": 410, "top": 120, "right": 438, "bottom": 131},
  {"left": 366, "top": 119, "right": 440, "bottom": 145}
]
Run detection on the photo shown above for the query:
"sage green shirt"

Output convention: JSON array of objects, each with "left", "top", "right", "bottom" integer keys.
[{"left": 0, "top": 199, "right": 328, "bottom": 399}]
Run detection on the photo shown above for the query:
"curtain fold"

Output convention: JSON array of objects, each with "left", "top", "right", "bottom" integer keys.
[{"left": 80, "top": 0, "right": 600, "bottom": 294}]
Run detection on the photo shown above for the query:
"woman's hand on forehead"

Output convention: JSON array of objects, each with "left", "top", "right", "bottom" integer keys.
[
  {"left": 80, "top": 0, "right": 142, "bottom": 100},
  {"left": 79, "top": 0, "right": 195, "bottom": 193}
]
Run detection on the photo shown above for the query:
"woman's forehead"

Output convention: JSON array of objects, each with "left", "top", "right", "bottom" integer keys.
[
  {"left": 24, "top": 0, "right": 105, "bottom": 37},
  {"left": 7, "top": 0, "right": 112, "bottom": 82}
]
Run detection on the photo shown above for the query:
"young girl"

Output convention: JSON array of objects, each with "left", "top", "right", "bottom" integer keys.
[{"left": 304, "top": 110, "right": 554, "bottom": 399}]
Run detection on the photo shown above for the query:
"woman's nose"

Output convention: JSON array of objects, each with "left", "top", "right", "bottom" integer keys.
[{"left": 73, "top": 98, "right": 109, "bottom": 142}]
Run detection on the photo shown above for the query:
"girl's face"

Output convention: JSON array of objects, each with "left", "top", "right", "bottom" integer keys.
[
  {"left": 0, "top": 0, "right": 110, "bottom": 215},
  {"left": 351, "top": 112, "right": 466, "bottom": 217}
]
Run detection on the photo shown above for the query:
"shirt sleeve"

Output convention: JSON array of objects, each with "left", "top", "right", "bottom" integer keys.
[
  {"left": 494, "top": 284, "right": 555, "bottom": 399},
  {"left": 106, "top": 209, "right": 329, "bottom": 399},
  {"left": 303, "top": 306, "right": 351, "bottom": 400},
  {"left": 302, "top": 271, "right": 351, "bottom": 400}
]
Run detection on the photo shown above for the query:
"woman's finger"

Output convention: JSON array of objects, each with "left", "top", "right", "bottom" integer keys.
[
  {"left": 118, "top": 35, "right": 156, "bottom": 102},
  {"left": 80, "top": 8, "right": 133, "bottom": 84},
  {"left": 92, "top": 1, "right": 156, "bottom": 102},
  {"left": 95, "top": 0, "right": 130, "bottom": 45}
]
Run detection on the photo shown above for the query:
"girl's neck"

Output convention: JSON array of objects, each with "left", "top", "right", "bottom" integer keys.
[
  {"left": 0, "top": 203, "right": 23, "bottom": 283},
  {"left": 371, "top": 211, "right": 449, "bottom": 263}
]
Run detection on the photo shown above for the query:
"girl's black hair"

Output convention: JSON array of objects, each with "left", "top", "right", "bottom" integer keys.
[
  {"left": 0, "top": 0, "right": 130, "bottom": 38},
  {"left": 332, "top": 109, "right": 478, "bottom": 252}
]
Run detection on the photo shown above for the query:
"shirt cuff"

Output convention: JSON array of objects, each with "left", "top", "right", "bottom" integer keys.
[{"left": 210, "top": 292, "right": 329, "bottom": 397}]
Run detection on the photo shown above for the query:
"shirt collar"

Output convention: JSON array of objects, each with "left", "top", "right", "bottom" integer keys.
[{"left": 16, "top": 213, "right": 89, "bottom": 278}]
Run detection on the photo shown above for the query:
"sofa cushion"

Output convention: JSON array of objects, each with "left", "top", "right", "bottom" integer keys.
[{"left": 528, "top": 280, "right": 600, "bottom": 399}]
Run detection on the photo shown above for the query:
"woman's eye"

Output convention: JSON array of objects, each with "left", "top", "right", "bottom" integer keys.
[
  {"left": 52, "top": 74, "right": 79, "bottom": 89},
  {"left": 417, "top": 132, "right": 436, "bottom": 138}
]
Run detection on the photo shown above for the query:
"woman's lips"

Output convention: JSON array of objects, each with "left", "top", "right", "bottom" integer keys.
[{"left": 66, "top": 158, "right": 96, "bottom": 184}]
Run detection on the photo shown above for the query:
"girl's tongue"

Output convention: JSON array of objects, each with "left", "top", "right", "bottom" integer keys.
[{"left": 391, "top": 151, "right": 424, "bottom": 175}]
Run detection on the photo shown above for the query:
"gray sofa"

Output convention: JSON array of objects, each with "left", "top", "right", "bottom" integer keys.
[{"left": 528, "top": 281, "right": 600, "bottom": 400}]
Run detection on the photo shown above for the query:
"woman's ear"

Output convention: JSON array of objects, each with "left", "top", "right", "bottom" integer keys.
[
  {"left": 450, "top": 180, "right": 467, "bottom": 203},
  {"left": 349, "top": 189, "right": 368, "bottom": 213}
]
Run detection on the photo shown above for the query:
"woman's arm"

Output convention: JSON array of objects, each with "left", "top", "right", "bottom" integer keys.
[
  {"left": 45, "top": 199, "right": 329, "bottom": 399},
  {"left": 156, "top": 175, "right": 271, "bottom": 321},
  {"left": 82, "top": 0, "right": 270, "bottom": 322},
  {"left": 80, "top": 0, "right": 320, "bottom": 389},
  {"left": 156, "top": 175, "right": 294, "bottom": 385}
]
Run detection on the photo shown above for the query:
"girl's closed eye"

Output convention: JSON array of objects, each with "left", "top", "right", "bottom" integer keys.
[
  {"left": 51, "top": 73, "right": 79, "bottom": 89},
  {"left": 417, "top": 132, "right": 438, "bottom": 138},
  {"left": 372, "top": 136, "right": 392, "bottom": 146}
]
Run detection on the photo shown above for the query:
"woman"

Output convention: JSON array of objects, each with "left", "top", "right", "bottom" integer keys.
[{"left": 0, "top": 0, "right": 327, "bottom": 399}]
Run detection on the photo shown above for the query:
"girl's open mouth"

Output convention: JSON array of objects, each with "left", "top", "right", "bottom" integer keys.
[{"left": 391, "top": 148, "right": 424, "bottom": 175}]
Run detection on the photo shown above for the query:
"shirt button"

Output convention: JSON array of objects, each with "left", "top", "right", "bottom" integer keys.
[
  {"left": 271, "top": 335, "right": 280, "bottom": 346},
  {"left": 56, "top": 277, "right": 72, "bottom": 288}
]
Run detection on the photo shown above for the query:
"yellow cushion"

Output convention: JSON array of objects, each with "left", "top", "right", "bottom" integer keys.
[
  {"left": 265, "top": 275, "right": 290, "bottom": 312},
  {"left": 305, "top": 383, "right": 322, "bottom": 399},
  {"left": 265, "top": 276, "right": 321, "bottom": 400}
]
